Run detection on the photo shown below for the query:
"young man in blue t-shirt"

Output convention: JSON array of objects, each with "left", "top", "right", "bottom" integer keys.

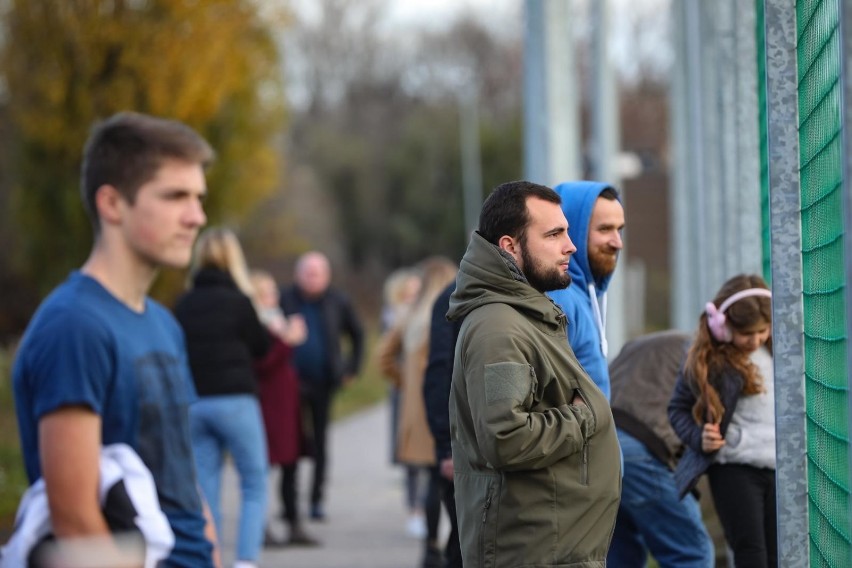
[{"left": 12, "top": 112, "right": 219, "bottom": 567}]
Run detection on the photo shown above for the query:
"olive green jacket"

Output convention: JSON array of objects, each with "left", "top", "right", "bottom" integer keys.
[{"left": 448, "top": 233, "right": 621, "bottom": 568}]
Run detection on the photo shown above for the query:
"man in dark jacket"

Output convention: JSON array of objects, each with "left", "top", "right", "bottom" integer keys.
[
  {"left": 280, "top": 251, "right": 365, "bottom": 521},
  {"left": 608, "top": 331, "right": 714, "bottom": 567},
  {"left": 423, "top": 281, "right": 463, "bottom": 568},
  {"left": 448, "top": 181, "right": 621, "bottom": 567}
]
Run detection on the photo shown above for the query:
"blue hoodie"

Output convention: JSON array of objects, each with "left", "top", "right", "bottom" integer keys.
[{"left": 548, "top": 181, "right": 621, "bottom": 400}]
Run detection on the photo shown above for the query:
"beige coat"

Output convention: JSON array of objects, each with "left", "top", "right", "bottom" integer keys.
[{"left": 377, "top": 324, "right": 436, "bottom": 466}]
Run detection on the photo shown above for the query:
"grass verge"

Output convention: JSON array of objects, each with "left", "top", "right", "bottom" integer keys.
[{"left": 0, "top": 345, "right": 27, "bottom": 533}]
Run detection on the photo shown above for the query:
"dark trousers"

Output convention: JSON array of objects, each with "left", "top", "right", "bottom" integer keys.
[
  {"left": 279, "top": 463, "right": 298, "bottom": 523},
  {"left": 300, "top": 387, "right": 333, "bottom": 506},
  {"left": 425, "top": 466, "right": 442, "bottom": 542},
  {"left": 708, "top": 463, "right": 777, "bottom": 568},
  {"left": 440, "top": 475, "right": 463, "bottom": 568}
]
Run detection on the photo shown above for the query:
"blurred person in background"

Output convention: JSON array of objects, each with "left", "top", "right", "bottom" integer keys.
[
  {"left": 376, "top": 267, "right": 425, "bottom": 537},
  {"left": 378, "top": 256, "right": 458, "bottom": 568},
  {"left": 423, "top": 278, "right": 464, "bottom": 568},
  {"left": 174, "top": 227, "right": 270, "bottom": 568},
  {"left": 279, "top": 251, "right": 365, "bottom": 521},
  {"left": 380, "top": 267, "right": 423, "bottom": 331},
  {"left": 249, "top": 269, "right": 320, "bottom": 548}
]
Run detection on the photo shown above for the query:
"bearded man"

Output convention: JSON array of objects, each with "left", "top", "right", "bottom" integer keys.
[
  {"left": 547, "top": 182, "right": 625, "bottom": 401},
  {"left": 448, "top": 180, "right": 621, "bottom": 567}
]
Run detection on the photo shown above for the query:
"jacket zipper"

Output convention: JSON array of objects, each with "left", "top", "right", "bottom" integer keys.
[
  {"left": 479, "top": 485, "right": 494, "bottom": 565},
  {"left": 576, "top": 389, "right": 595, "bottom": 486},
  {"left": 482, "top": 486, "right": 494, "bottom": 523}
]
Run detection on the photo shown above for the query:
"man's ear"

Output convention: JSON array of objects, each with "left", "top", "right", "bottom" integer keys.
[
  {"left": 94, "top": 184, "right": 124, "bottom": 226},
  {"left": 497, "top": 235, "right": 516, "bottom": 254},
  {"left": 497, "top": 235, "right": 521, "bottom": 264}
]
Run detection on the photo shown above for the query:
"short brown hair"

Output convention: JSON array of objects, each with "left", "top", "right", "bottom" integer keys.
[{"left": 80, "top": 112, "right": 214, "bottom": 232}]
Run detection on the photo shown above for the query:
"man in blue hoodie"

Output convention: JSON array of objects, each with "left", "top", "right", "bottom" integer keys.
[{"left": 548, "top": 181, "right": 625, "bottom": 401}]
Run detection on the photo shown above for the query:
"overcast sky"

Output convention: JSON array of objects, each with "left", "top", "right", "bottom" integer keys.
[
  {"left": 383, "top": 0, "right": 671, "bottom": 83},
  {"left": 283, "top": 0, "right": 671, "bottom": 96},
  {"left": 384, "top": 0, "right": 520, "bottom": 31}
]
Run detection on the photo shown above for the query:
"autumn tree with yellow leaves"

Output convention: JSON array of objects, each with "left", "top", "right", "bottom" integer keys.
[{"left": 0, "top": 0, "right": 287, "bottom": 302}]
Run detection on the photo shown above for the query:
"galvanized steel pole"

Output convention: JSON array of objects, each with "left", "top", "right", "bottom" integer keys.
[
  {"left": 523, "top": 0, "right": 580, "bottom": 185},
  {"left": 764, "top": 0, "right": 809, "bottom": 564}
]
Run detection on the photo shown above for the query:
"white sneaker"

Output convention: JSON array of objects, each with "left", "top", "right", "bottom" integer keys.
[{"left": 406, "top": 514, "right": 427, "bottom": 538}]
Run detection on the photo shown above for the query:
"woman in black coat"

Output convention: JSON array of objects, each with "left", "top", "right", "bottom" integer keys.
[{"left": 174, "top": 227, "right": 270, "bottom": 568}]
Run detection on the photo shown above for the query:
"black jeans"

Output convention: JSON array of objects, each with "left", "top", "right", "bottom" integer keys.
[
  {"left": 440, "top": 475, "right": 463, "bottom": 568},
  {"left": 279, "top": 463, "right": 298, "bottom": 523},
  {"left": 708, "top": 463, "right": 777, "bottom": 568},
  {"left": 300, "top": 387, "right": 333, "bottom": 506}
]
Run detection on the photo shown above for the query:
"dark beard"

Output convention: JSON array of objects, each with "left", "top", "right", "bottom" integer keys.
[{"left": 521, "top": 245, "right": 571, "bottom": 293}]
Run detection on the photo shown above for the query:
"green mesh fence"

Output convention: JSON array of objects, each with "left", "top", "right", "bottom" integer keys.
[
  {"left": 795, "top": 0, "right": 851, "bottom": 565},
  {"left": 757, "top": 0, "right": 772, "bottom": 284}
]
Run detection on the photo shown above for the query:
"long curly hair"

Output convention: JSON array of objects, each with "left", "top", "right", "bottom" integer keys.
[{"left": 685, "top": 274, "right": 772, "bottom": 424}]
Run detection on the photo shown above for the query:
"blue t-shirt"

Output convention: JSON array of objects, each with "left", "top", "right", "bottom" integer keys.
[{"left": 12, "top": 271, "right": 214, "bottom": 567}]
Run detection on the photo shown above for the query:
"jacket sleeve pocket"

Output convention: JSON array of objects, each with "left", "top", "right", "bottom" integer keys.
[{"left": 483, "top": 362, "right": 534, "bottom": 407}]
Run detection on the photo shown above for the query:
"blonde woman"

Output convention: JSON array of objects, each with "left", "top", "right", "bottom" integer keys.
[
  {"left": 378, "top": 256, "right": 458, "bottom": 568},
  {"left": 377, "top": 268, "right": 423, "bottom": 532},
  {"left": 174, "top": 227, "right": 271, "bottom": 568}
]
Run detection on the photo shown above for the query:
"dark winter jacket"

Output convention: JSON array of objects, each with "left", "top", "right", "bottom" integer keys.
[
  {"left": 423, "top": 282, "right": 462, "bottom": 463},
  {"left": 279, "top": 285, "right": 364, "bottom": 390},
  {"left": 668, "top": 366, "right": 743, "bottom": 499},
  {"left": 610, "top": 330, "right": 692, "bottom": 470},
  {"left": 174, "top": 267, "right": 270, "bottom": 397},
  {"left": 448, "top": 232, "right": 621, "bottom": 568}
]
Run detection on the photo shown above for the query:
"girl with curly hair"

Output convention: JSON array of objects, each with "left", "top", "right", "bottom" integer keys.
[{"left": 668, "top": 274, "right": 776, "bottom": 567}]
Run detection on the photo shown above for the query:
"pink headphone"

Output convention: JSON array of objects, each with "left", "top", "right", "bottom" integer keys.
[{"left": 705, "top": 288, "right": 772, "bottom": 342}]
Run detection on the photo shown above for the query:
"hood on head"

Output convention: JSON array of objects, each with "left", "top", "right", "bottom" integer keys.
[{"left": 553, "top": 181, "right": 620, "bottom": 293}]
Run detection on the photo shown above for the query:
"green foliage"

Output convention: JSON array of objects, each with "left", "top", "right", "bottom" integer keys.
[
  {"left": 381, "top": 105, "right": 467, "bottom": 264},
  {"left": 281, "top": 2, "right": 525, "bottom": 281},
  {"left": 0, "top": 346, "right": 27, "bottom": 532},
  {"left": 0, "top": 0, "right": 287, "bottom": 299},
  {"left": 480, "top": 114, "right": 524, "bottom": 196},
  {"left": 295, "top": 98, "right": 523, "bottom": 272}
]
